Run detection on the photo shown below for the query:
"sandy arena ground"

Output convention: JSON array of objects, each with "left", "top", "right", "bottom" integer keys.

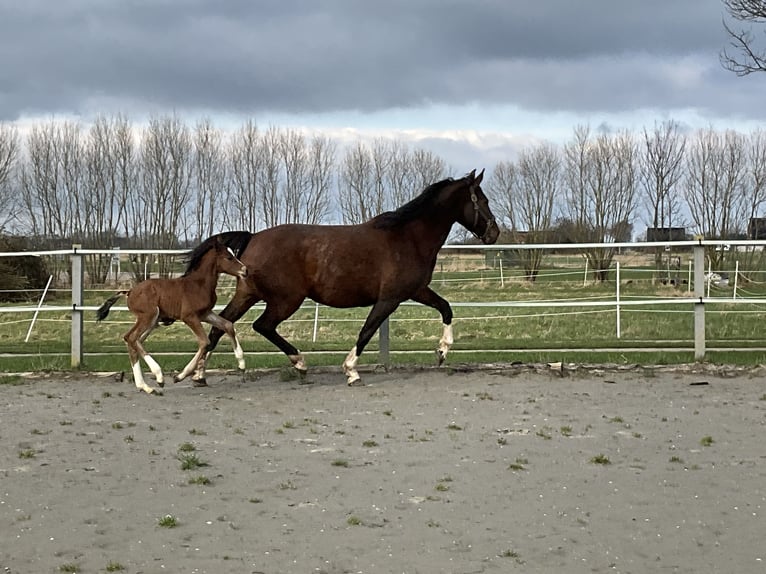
[{"left": 1, "top": 363, "right": 765, "bottom": 574}]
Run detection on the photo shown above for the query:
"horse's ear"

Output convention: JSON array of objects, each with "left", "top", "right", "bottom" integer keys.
[
  {"left": 468, "top": 169, "right": 476, "bottom": 180},
  {"left": 475, "top": 168, "right": 484, "bottom": 185}
]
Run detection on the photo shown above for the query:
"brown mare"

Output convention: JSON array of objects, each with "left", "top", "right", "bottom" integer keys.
[
  {"left": 202, "top": 168, "right": 499, "bottom": 385},
  {"left": 96, "top": 234, "right": 248, "bottom": 394}
]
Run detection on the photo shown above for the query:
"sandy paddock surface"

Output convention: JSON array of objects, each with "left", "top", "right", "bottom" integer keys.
[{"left": 1, "top": 363, "right": 766, "bottom": 574}]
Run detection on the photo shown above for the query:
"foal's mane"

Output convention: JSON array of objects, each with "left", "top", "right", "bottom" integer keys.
[
  {"left": 183, "top": 231, "right": 252, "bottom": 276},
  {"left": 372, "top": 176, "right": 463, "bottom": 229}
]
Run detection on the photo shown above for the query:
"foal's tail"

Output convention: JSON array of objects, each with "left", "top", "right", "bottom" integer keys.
[{"left": 96, "top": 291, "right": 129, "bottom": 322}]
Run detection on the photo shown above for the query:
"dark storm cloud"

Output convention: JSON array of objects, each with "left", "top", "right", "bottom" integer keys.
[{"left": 0, "top": 0, "right": 761, "bottom": 121}]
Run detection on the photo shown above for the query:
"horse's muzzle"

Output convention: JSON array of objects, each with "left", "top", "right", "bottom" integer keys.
[{"left": 481, "top": 220, "right": 500, "bottom": 244}]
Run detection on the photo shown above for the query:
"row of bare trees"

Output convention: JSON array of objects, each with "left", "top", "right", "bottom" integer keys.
[
  {"left": 488, "top": 122, "right": 766, "bottom": 279},
  {"left": 0, "top": 115, "right": 446, "bottom": 281},
  {"left": 4, "top": 115, "right": 766, "bottom": 283}
]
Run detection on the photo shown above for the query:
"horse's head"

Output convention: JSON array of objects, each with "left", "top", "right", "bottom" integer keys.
[
  {"left": 214, "top": 242, "right": 248, "bottom": 279},
  {"left": 456, "top": 169, "right": 499, "bottom": 244}
]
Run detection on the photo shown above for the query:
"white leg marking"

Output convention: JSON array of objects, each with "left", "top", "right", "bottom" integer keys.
[
  {"left": 143, "top": 354, "right": 164, "bottom": 385},
  {"left": 437, "top": 323, "right": 453, "bottom": 363},
  {"left": 231, "top": 334, "right": 245, "bottom": 371},
  {"left": 175, "top": 353, "right": 199, "bottom": 382},
  {"left": 132, "top": 362, "right": 158, "bottom": 394},
  {"left": 289, "top": 353, "right": 307, "bottom": 372},
  {"left": 342, "top": 346, "right": 360, "bottom": 385}
]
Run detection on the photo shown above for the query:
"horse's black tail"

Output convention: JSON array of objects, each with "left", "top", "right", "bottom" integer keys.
[
  {"left": 211, "top": 231, "right": 253, "bottom": 259},
  {"left": 96, "top": 291, "right": 128, "bottom": 322}
]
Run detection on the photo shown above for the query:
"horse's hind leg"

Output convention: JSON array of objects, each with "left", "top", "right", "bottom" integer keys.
[
  {"left": 410, "top": 287, "right": 454, "bottom": 365},
  {"left": 123, "top": 318, "right": 162, "bottom": 395},
  {"left": 252, "top": 300, "right": 306, "bottom": 373},
  {"left": 344, "top": 299, "right": 400, "bottom": 385}
]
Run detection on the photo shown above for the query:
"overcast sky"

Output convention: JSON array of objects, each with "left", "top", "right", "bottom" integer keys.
[{"left": 2, "top": 0, "right": 765, "bottom": 172}]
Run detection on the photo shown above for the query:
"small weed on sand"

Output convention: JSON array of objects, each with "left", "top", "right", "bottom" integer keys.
[
  {"left": 157, "top": 514, "right": 178, "bottom": 528},
  {"left": 178, "top": 453, "right": 208, "bottom": 471},
  {"left": 188, "top": 475, "right": 211, "bottom": 485}
]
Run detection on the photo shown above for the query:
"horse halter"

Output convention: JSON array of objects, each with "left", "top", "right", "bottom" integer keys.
[{"left": 469, "top": 186, "right": 497, "bottom": 243}]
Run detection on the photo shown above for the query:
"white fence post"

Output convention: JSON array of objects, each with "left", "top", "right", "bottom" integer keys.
[
  {"left": 312, "top": 301, "right": 320, "bottom": 342},
  {"left": 616, "top": 262, "right": 621, "bottom": 339},
  {"left": 693, "top": 242, "right": 705, "bottom": 360},
  {"left": 71, "top": 245, "right": 84, "bottom": 368}
]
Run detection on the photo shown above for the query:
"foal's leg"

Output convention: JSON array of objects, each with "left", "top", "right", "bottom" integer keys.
[
  {"left": 123, "top": 315, "right": 162, "bottom": 395},
  {"left": 175, "top": 318, "right": 212, "bottom": 387},
  {"left": 252, "top": 299, "right": 307, "bottom": 372},
  {"left": 343, "top": 299, "right": 400, "bottom": 385},
  {"left": 410, "top": 287, "right": 454, "bottom": 365},
  {"left": 181, "top": 311, "right": 245, "bottom": 383}
]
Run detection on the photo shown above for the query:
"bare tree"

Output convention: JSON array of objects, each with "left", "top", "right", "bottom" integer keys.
[
  {"left": 736, "top": 129, "right": 766, "bottom": 275},
  {"left": 488, "top": 145, "right": 561, "bottom": 280},
  {"left": 20, "top": 121, "right": 74, "bottom": 243},
  {"left": 410, "top": 148, "right": 447, "bottom": 192},
  {"left": 487, "top": 159, "right": 518, "bottom": 233},
  {"left": 338, "top": 142, "right": 375, "bottom": 224},
  {"left": 227, "top": 119, "right": 261, "bottom": 231},
  {"left": 277, "top": 129, "right": 337, "bottom": 224},
  {"left": 257, "top": 126, "right": 283, "bottom": 228},
  {"left": 83, "top": 115, "right": 136, "bottom": 282},
  {"left": 132, "top": 115, "right": 193, "bottom": 277},
  {"left": 192, "top": 118, "right": 228, "bottom": 242},
  {"left": 639, "top": 120, "right": 688, "bottom": 267},
  {"left": 0, "top": 123, "right": 19, "bottom": 234},
  {"left": 563, "top": 126, "right": 638, "bottom": 281},
  {"left": 303, "top": 134, "right": 336, "bottom": 224},
  {"left": 515, "top": 143, "right": 561, "bottom": 279},
  {"left": 684, "top": 128, "right": 747, "bottom": 267},
  {"left": 721, "top": 0, "right": 766, "bottom": 74}
]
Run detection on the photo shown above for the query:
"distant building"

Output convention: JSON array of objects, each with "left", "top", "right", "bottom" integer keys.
[
  {"left": 748, "top": 218, "right": 766, "bottom": 239},
  {"left": 646, "top": 227, "right": 687, "bottom": 242}
]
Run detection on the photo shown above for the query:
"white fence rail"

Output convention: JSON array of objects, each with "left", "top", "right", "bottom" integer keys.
[{"left": 2, "top": 239, "right": 765, "bottom": 367}]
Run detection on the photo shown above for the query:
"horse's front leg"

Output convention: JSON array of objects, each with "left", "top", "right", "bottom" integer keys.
[
  {"left": 206, "top": 289, "right": 259, "bottom": 356},
  {"left": 410, "top": 287, "right": 454, "bottom": 365},
  {"left": 344, "top": 299, "right": 400, "bottom": 385},
  {"left": 203, "top": 311, "right": 245, "bottom": 372}
]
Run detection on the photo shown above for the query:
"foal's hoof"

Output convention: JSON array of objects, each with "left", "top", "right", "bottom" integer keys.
[
  {"left": 157, "top": 381, "right": 165, "bottom": 389},
  {"left": 436, "top": 349, "right": 446, "bottom": 366},
  {"left": 192, "top": 378, "right": 208, "bottom": 388}
]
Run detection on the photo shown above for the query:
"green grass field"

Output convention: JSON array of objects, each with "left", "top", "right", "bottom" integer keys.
[{"left": 3, "top": 252, "right": 766, "bottom": 373}]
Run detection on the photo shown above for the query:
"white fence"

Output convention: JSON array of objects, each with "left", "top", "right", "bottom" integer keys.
[{"left": 2, "top": 239, "right": 766, "bottom": 367}]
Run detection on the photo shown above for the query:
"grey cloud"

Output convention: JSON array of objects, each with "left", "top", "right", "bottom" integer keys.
[{"left": 0, "top": 0, "right": 762, "bottom": 121}]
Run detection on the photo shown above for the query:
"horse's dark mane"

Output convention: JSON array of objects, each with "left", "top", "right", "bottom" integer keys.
[
  {"left": 214, "top": 230, "right": 254, "bottom": 258},
  {"left": 372, "top": 177, "right": 461, "bottom": 229},
  {"left": 183, "top": 231, "right": 253, "bottom": 276}
]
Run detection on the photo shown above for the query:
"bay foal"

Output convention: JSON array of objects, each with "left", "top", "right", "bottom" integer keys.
[{"left": 96, "top": 235, "right": 248, "bottom": 394}]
